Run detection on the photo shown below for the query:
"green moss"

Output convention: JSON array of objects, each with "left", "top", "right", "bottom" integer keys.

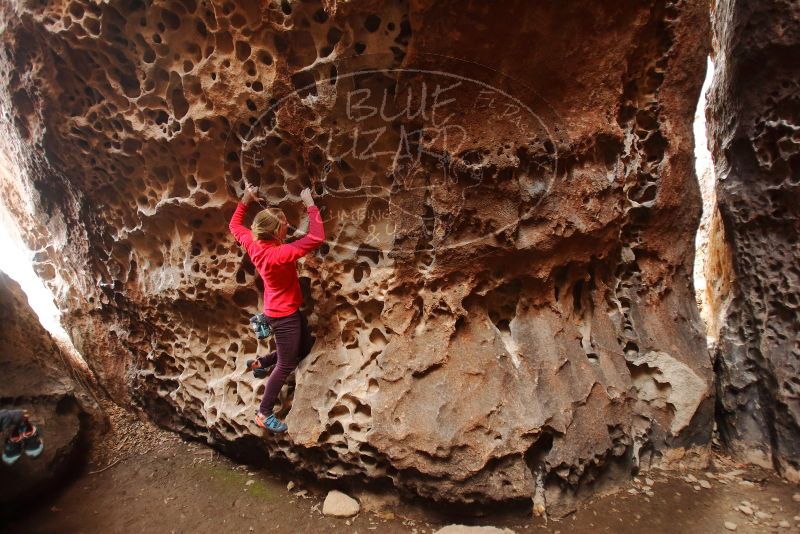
[
  {"left": 192, "top": 463, "right": 278, "bottom": 502},
  {"left": 247, "top": 480, "right": 276, "bottom": 500}
]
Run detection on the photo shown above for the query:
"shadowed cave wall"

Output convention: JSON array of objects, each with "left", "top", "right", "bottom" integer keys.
[{"left": 705, "top": 0, "right": 800, "bottom": 482}]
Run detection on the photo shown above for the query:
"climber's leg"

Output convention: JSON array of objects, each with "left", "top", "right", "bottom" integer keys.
[
  {"left": 256, "top": 311, "right": 302, "bottom": 430},
  {"left": 298, "top": 311, "right": 315, "bottom": 360},
  {"left": 256, "top": 351, "right": 277, "bottom": 368}
]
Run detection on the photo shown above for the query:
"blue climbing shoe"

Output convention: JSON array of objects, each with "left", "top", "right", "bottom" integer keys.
[
  {"left": 2, "top": 435, "right": 23, "bottom": 465},
  {"left": 246, "top": 359, "right": 272, "bottom": 379},
  {"left": 255, "top": 413, "right": 287, "bottom": 433},
  {"left": 22, "top": 424, "right": 43, "bottom": 458}
]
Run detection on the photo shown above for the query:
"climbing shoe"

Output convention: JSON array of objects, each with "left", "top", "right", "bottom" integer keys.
[
  {"left": 2, "top": 435, "right": 23, "bottom": 465},
  {"left": 246, "top": 359, "right": 272, "bottom": 379},
  {"left": 255, "top": 413, "right": 287, "bottom": 433},
  {"left": 22, "top": 424, "right": 43, "bottom": 458}
]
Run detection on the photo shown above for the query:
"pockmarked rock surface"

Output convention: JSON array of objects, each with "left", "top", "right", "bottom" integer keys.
[
  {"left": 706, "top": 0, "right": 800, "bottom": 481},
  {"left": 0, "top": 0, "right": 713, "bottom": 514},
  {"left": 0, "top": 271, "right": 100, "bottom": 516}
]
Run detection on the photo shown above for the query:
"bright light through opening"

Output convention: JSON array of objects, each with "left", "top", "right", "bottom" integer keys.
[
  {"left": 693, "top": 56, "right": 714, "bottom": 334},
  {"left": 0, "top": 213, "right": 69, "bottom": 339}
]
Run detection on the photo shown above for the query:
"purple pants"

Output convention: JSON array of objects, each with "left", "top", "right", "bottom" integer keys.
[{"left": 257, "top": 309, "right": 315, "bottom": 415}]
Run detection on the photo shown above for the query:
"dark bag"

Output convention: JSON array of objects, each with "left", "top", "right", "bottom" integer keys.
[{"left": 249, "top": 313, "right": 272, "bottom": 339}]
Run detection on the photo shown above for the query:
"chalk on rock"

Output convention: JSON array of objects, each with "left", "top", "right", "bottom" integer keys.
[
  {"left": 435, "top": 526, "right": 515, "bottom": 534},
  {"left": 322, "top": 490, "right": 360, "bottom": 518},
  {"left": 724, "top": 521, "right": 738, "bottom": 531}
]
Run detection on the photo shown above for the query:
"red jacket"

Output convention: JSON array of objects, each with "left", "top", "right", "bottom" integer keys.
[{"left": 229, "top": 202, "right": 325, "bottom": 317}]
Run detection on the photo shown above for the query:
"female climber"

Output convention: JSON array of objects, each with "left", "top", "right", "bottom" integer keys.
[{"left": 229, "top": 184, "right": 325, "bottom": 433}]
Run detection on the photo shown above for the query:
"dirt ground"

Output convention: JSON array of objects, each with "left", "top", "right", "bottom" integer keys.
[{"left": 2, "top": 404, "right": 799, "bottom": 534}]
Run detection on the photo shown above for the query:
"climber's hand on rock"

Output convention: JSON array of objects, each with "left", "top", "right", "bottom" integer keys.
[
  {"left": 300, "top": 187, "right": 314, "bottom": 207},
  {"left": 242, "top": 184, "right": 259, "bottom": 205}
]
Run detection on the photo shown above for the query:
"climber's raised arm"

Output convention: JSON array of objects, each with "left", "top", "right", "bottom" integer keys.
[
  {"left": 270, "top": 188, "right": 325, "bottom": 264},
  {"left": 229, "top": 184, "right": 260, "bottom": 257}
]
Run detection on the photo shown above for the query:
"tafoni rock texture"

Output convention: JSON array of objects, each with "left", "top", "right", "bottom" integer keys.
[
  {"left": 0, "top": 271, "right": 100, "bottom": 515},
  {"left": 0, "top": 0, "right": 716, "bottom": 515},
  {"left": 706, "top": 0, "right": 800, "bottom": 481}
]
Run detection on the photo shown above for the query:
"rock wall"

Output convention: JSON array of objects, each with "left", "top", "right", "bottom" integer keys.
[
  {"left": 0, "top": 0, "right": 713, "bottom": 514},
  {"left": 706, "top": 0, "right": 800, "bottom": 480},
  {"left": 0, "top": 271, "right": 100, "bottom": 516}
]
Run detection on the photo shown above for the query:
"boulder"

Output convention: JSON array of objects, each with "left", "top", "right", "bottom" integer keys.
[
  {"left": 0, "top": 0, "right": 714, "bottom": 515},
  {"left": 0, "top": 271, "right": 100, "bottom": 517},
  {"left": 322, "top": 490, "right": 360, "bottom": 518}
]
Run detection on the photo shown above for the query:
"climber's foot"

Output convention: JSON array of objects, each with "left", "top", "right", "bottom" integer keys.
[
  {"left": 2, "top": 435, "right": 23, "bottom": 465},
  {"left": 246, "top": 359, "right": 273, "bottom": 379},
  {"left": 22, "top": 424, "right": 43, "bottom": 458},
  {"left": 255, "top": 412, "right": 287, "bottom": 433}
]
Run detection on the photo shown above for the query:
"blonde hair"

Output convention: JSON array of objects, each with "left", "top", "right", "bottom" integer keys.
[{"left": 252, "top": 207, "right": 286, "bottom": 241}]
